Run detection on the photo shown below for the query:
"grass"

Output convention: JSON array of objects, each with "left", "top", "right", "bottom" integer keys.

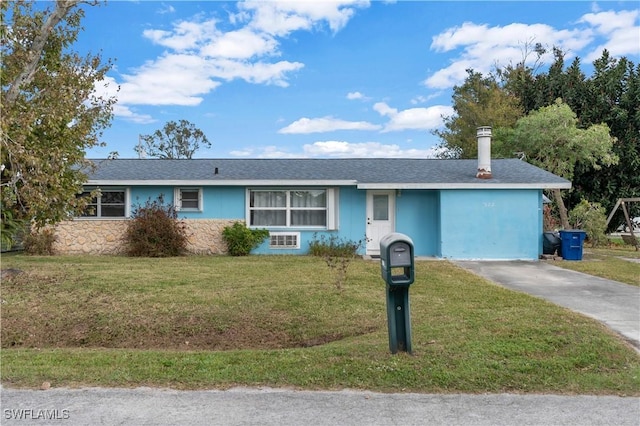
[
  {"left": 549, "top": 244, "right": 640, "bottom": 286},
  {"left": 1, "top": 254, "right": 639, "bottom": 395}
]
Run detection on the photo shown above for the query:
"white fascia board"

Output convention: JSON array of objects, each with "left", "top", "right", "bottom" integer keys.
[
  {"left": 357, "top": 182, "right": 572, "bottom": 190},
  {"left": 86, "top": 179, "right": 357, "bottom": 186}
]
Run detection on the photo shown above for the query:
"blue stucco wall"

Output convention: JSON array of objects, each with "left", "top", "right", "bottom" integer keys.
[
  {"left": 395, "top": 190, "right": 439, "bottom": 257},
  {"left": 439, "top": 189, "right": 542, "bottom": 260},
  {"left": 130, "top": 187, "right": 174, "bottom": 210},
  {"left": 124, "top": 185, "right": 542, "bottom": 259},
  {"left": 130, "top": 187, "right": 245, "bottom": 219}
]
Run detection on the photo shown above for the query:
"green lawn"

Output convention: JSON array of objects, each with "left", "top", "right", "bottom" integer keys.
[
  {"left": 550, "top": 246, "right": 640, "bottom": 286},
  {"left": 1, "top": 254, "right": 639, "bottom": 394}
]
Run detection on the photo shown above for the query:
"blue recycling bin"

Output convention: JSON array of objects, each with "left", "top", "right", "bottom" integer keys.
[{"left": 559, "top": 230, "right": 587, "bottom": 261}]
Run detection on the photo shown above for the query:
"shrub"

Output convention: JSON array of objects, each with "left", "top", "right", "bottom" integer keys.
[
  {"left": 569, "top": 199, "right": 608, "bottom": 247},
  {"left": 309, "top": 234, "right": 363, "bottom": 290},
  {"left": 23, "top": 228, "right": 56, "bottom": 255},
  {"left": 124, "top": 197, "right": 187, "bottom": 257},
  {"left": 1, "top": 209, "right": 26, "bottom": 251},
  {"left": 222, "top": 222, "right": 269, "bottom": 256}
]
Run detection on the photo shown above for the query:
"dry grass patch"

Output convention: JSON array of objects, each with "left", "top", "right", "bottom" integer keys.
[{"left": 1, "top": 256, "right": 383, "bottom": 350}]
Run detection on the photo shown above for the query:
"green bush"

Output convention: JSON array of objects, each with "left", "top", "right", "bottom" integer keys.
[
  {"left": 23, "top": 228, "right": 56, "bottom": 255},
  {"left": 569, "top": 199, "right": 608, "bottom": 247},
  {"left": 124, "top": 197, "right": 187, "bottom": 257},
  {"left": 309, "top": 234, "right": 363, "bottom": 290},
  {"left": 1, "top": 209, "right": 26, "bottom": 251},
  {"left": 222, "top": 222, "right": 269, "bottom": 256}
]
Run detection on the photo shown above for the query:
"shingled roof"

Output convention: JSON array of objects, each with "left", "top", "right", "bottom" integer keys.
[{"left": 85, "top": 158, "right": 571, "bottom": 189}]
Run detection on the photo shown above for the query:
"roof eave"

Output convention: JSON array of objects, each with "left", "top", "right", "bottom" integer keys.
[
  {"left": 86, "top": 179, "right": 359, "bottom": 186},
  {"left": 357, "top": 182, "right": 572, "bottom": 190}
]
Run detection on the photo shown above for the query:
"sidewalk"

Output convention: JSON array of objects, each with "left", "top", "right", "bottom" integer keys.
[{"left": 453, "top": 260, "right": 640, "bottom": 352}]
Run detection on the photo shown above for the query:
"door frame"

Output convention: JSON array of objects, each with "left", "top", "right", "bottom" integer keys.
[{"left": 365, "top": 190, "right": 396, "bottom": 256}]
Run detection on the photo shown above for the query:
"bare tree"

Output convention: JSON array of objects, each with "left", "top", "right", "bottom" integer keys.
[{"left": 136, "top": 120, "right": 211, "bottom": 159}]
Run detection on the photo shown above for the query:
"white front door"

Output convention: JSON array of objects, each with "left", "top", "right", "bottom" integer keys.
[{"left": 366, "top": 190, "right": 395, "bottom": 256}]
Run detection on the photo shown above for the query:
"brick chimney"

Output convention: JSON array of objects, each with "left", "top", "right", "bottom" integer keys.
[{"left": 476, "top": 126, "right": 492, "bottom": 179}]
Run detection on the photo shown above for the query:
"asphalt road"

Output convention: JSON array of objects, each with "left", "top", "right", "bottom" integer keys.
[{"left": 2, "top": 386, "right": 639, "bottom": 426}]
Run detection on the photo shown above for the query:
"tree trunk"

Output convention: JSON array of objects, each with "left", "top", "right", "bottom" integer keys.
[{"left": 552, "top": 188, "right": 571, "bottom": 229}]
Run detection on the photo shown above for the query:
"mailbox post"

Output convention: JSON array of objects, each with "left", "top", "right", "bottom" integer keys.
[{"left": 379, "top": 233, "right": 415, "bottom": 354}]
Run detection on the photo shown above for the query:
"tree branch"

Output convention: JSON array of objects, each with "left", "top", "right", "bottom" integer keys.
[{"left": 4, "top": 1, "right": 82, "bottom": 106}]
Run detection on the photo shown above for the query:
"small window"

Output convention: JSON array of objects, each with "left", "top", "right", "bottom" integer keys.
[
  {"left": 175, "top": 188, "right": 202, "bottom": 211},
  {"left": 269, "top": 232, "right": 300, "bottom": 249},
  {"left": 80, "top": 189, "right": 126, "bottom": 218}
]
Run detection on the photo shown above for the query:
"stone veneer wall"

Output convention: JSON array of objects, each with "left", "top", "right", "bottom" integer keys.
[{"left": 53, "top": 219, "right": 238, "bottom": 255}]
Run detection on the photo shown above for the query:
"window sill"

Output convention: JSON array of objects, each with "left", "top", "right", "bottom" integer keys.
[{"left": 74, "top": 217, "right": 128, "bottom": 221}]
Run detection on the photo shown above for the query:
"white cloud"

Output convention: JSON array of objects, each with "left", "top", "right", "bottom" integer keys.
[
  {"left": 303, "top": 141, "right": 440, "bottom": 158},
  {"left": 200, "top": 28, "right": 278, "bottom": 59},
  {"left": 143, "top": 19, "right": 219, "bottom": 52},
  {"left": 425, "top": 21, "right": 592, "bottom": 89},
  {"left": 578, "top": 10, "right": 640, "bottom": 61},
  {"left": 229, "top": 146, "right": 301, "bottom": 158},
  {"left": 240, "top": 0, "right": 370, "bottom": 36},
  {"left": 229, "top": 148, "right": 255, "bottom": 157},
  {"left": 579, "top": 9, "right": 637, "bottom": 34},
  {"left": 157, "top": 3, "right": 175, "bottom": 15},
  {"left": 111, "top": 1, "right": 368, "bottom": 121},
  {"left": 112, "top": 105, "right": 156, "bottom": 124},
  {"left": 347, "top": 91, "right": 365, "bottom": 100},
  {"left": 373, "top": 102, "right": 453, "bottom": 132},
  {"left": 117, "top": 54, "right": 221, "bottom": 106},
  {"left": 206, "top": 58, "right": 305, "bottom": 86},
  {"left": 278, "top": 116, "right": 382, "bottom": 134},
  {"left": 425, "top": 8, "right": 639, "bottom": 90},
  {"left": 92, "top": 76, "right": 153, "bottom": 124},
  {"left": 231, "top": 140, "right": 442, "bottom": 158}
]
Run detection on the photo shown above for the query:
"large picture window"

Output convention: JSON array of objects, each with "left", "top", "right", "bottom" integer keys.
[
  {"left": 80, "top": 189, "right": 127, "bottom": 218},
  {"left": 249, "top": 189, "right": 328, "bottom": 227}
]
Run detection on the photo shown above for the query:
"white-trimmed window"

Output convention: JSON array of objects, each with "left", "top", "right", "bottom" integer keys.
[
  {"left": 248, "top": 189, "right": 338, "bottom": 229},
  {"left": 80, "top": 189, "right": 128, "bottom": 218},
  {"left": 269, "top": 232, "right": 300, "bottom": 249},
  {"left": 175, "top": 188, "right": 202, "bottom": 211}
]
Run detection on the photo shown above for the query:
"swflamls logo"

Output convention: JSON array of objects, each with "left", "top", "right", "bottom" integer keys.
[{"left": 4, "top": 408, "right": 70, "bottom": 420}]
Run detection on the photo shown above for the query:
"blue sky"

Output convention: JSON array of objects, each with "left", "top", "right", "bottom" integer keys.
[{"left": 76, "top": 1, "right": 639, "bottom": 159}]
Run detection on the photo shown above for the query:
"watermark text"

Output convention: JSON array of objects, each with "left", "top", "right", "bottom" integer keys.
[{"left": 4, "top": 408, "right": 70, "bottom": 421}]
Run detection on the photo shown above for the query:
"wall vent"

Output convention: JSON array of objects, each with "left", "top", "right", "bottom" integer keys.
[{"left": 269, "top": 232, "right": 300, "bottom": 249}]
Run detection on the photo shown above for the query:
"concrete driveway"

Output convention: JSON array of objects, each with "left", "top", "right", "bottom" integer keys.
[{"left": 453, "top": 260, "right": 640, "bottom": 352}]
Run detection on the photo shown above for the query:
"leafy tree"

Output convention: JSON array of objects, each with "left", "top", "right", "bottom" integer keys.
[
  {"left": 500, "top": 49, "right": 640, "bottom": 225},
  {"left": 439, "top": 47, "right": 638, "bottom": 229},
  {"left": 496, "top": 41, "right": 549, "bottom": 114},
  {"left": 434, "top": 70, "right": 523, "bottom": 158},
  {"left": 568, "top": 199, "right": 608, "bottom": 247},
  {"left": 505, "top": 100, "right": 618, "bottom": 229},
  {"left": 1, "top": 0, "right": 115, "bottom": 245},
  {"left": 136, "top": 120, "right": 211, "bottom": 159},
  {"left": 569, "top": 53, "right": 640, "bottom": 228}
]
